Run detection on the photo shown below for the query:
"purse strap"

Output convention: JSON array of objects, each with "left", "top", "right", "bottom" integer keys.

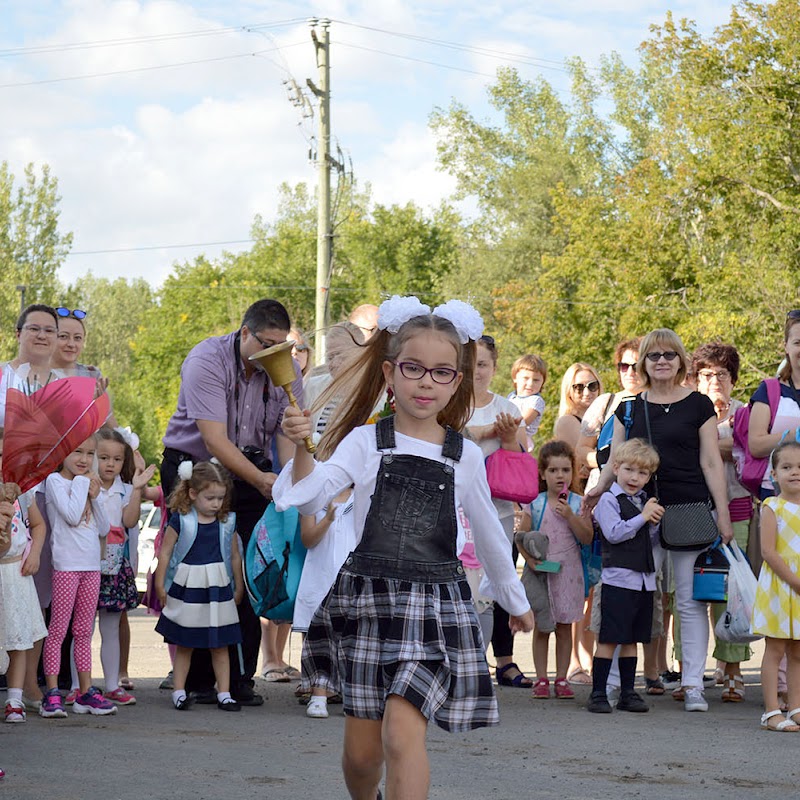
[{"left": 642, "top": 395, "right": 660, "bottom": 501}]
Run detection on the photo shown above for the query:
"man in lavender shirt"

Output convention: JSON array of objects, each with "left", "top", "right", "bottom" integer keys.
[{"left": 162, "top": 298, "right": 302, "bottom": 705}]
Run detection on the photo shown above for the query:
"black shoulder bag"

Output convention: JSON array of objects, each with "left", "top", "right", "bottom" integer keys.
[{"left": 642, "top": 395, "right": 719, "bottom": 551}]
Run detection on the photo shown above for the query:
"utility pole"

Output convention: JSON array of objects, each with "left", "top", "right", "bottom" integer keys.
[
  {"left": 16, "top": 284, "right": 26, "bottom": 314},
  {"left": 308, "top": 18, "right": 332, "bottom": 363}
]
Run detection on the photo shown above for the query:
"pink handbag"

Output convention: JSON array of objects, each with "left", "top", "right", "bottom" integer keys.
[{"left": 484, "top": 448, "right": 539, "bottom": 504}]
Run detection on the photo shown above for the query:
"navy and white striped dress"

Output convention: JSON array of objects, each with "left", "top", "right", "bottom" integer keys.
[{"left": 155, "top": 513, "right": 241, "bottom": 649}]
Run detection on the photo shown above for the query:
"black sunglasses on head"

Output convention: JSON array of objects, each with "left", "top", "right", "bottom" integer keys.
[
  {"left": 56, "top": 307, "right": 87, "bottom": 319},
  {"left": 479, "top": 334, "right": 496, "bottom": 348}
]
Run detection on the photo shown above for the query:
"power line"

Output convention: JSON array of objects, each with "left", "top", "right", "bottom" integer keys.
[
  {"left": 0, "top": 19, "right": 305, "bottom": 58},
  {"left": 0, "top": 42, "right": 306, "bottom": 88},
  {"left": 332, "top": 19, "right": 586, "bottom": 74},
  {"left": 68, "top": 239, "right": 256, "bottom": 256}
]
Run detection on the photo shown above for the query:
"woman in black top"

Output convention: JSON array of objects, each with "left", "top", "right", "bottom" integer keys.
[{"left": 586, "top": 328, "right": 732, "bottom": 713}]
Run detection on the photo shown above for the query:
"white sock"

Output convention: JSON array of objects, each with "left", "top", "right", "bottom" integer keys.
[
  {"left": 172, "top": 690, "right": 186, "bottom": 706},
  {"left": 217, "top": 691, "right": 232, "bottom": 703},
  {"left": 98, "top": 610, "right": 121, "bottom": 693},
  {"left": 7, "top": 688, "right": 23, "bottom": 703}
]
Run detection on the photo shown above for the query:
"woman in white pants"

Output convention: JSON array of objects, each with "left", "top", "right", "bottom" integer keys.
[{"left": 586, "top": 328, "right": 733, "bottom": 712}]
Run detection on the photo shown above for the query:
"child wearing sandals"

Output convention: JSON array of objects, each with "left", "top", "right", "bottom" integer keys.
[
  {"left": 518, "top": 440, "right": 593, "bottom": 700},
  {"left": 587, "top": 438, "right": 663, "bottom": 714},
  {"left": 294, "top": 486, "right": 356, "bottom": 718},
  {"left": 0, "top": 430, "right": 48, "bottom": 725},
  {"left": 752, "top": 440, "right": 800, "bottom": 731}
]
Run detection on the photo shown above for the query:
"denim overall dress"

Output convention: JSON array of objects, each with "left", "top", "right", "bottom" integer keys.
[{"left": 300, "top": 416, "right": 499, "bottom": 732}]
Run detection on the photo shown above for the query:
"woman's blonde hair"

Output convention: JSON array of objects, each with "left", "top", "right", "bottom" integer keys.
[
  {"left": 557, "top": 362, "right": 602, "bottom": 418},
  {"left": 168, "top": 461, "right": 231, "bottom": 521},
  {"left": 636, "top": 328, "right": 689, "bottom": 389},
  {"left": 314, "top": 314, "right": 475, "bottom": 460}
]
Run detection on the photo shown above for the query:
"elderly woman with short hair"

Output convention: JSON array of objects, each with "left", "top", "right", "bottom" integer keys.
[{"left": 587, "top": 328, "right": 732, "bottom": 713}]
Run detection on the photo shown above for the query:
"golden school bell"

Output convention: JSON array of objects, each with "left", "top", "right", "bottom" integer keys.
[{"left": 249, "top": 341, "right": 316, "bottom": 454}]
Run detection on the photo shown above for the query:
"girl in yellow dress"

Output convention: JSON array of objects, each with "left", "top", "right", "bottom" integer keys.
[{"left": 753, "top": 440, "right": 800, "bottom": 731}]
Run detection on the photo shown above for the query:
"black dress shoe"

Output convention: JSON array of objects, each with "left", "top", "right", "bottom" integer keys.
[
  {"left": 217, "top": 698, "right": 241, "bottom": 712},
  {"left": 232, "top": 683, "right": 265, "bottom": 706},
  {"left": 586, "top": 691, "right": 612, "bottom": 714},
  {"left": 193, "top": 689, "right": 218, "bottom": 704},
  {"left": 616, "top": 691, "right": 649, "bottom": 713}
]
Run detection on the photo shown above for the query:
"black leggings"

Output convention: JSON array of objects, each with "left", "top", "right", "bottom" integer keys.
[{"left": 491, "top": 543, "right": 519, "bottom": 659}]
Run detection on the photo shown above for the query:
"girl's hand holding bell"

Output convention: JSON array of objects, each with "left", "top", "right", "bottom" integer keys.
[{"left": 282, "top": 406, "right": 313, "bottom": 446}]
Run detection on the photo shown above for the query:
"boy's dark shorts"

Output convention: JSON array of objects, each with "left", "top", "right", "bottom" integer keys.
[{"left": 598, "top": 584, "right": 654, "bottom": 645}]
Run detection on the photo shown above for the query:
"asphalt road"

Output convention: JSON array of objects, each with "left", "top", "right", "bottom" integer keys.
[{"left": 1, "top": 609, "right": 795, "bottom": 800}]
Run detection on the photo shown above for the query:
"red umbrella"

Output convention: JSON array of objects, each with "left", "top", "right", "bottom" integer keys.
[{"left": 2, "top": 376, "right": 110, "bottom": 492}]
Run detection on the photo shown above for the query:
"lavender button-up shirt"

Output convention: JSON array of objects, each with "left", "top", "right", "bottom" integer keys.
[
  {"left": 163, "top": 331, "right": 303, "bottom": 462},
  {"left": 594, "top": 482, "right": 661, "bottom": 591}
]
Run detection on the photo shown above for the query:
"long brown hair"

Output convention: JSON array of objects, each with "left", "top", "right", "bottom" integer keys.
[
  {"left": 96, "top": 427, "right": 136, "bottom": 483},
  {"left": 168, "top": 461, "right": 231, "bottom": 521},
  {"left": 314, "top": 314, "right": 476, "bottom": 460},
  {"left": 537, "top": 439, "right": 581, "bottom": 494}
]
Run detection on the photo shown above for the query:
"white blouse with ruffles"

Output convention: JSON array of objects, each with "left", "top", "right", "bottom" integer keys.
[{"left": 273, "top": 425, "right": 530, "bottom": 617}]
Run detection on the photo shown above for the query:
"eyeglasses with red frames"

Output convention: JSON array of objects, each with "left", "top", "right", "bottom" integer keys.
[{"left": 391, "top": 361, "right": 459, "bottom": 385}]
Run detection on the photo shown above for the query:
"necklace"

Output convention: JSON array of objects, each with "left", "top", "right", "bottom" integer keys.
[{"left": 661, "top": 402, "right": 673, "bottom": 414}]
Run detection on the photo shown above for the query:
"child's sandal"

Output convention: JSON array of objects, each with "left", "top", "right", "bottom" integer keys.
[
  {"left": 759, "top": 709, "right": 799, "bottom": 732},
  {"left": 554, "top": 678, "right": 575, "bottom": 699},
  {"left": 531, "top": 678, "right": 550, "bottom": 699},
  {"left": 721, "top": 675, "right": 745, "bottom": 703}
]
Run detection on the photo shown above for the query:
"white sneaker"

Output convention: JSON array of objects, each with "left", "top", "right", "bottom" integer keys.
[
  {"left": 306, "top": 696, "right": 329, "bottom": 719},
  {"left": 684, "top": 687, "right": 708, "bottom": 712}
]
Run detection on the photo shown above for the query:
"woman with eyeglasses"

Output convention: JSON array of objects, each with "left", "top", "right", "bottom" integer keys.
[
  {"left": 0, "top": 304, "right": 62, "bottom": 427},
  {"left": 586, "top": 328, "right": 733, "bottom": 713},
  {"left": 577, "top": 339, "right": 643, "bottom": 492},
  {"left": 554, "top": 363, "right": 603, "bottom": 481},
  {"left": 465, "top": 335, "right": 531, "bottom": 688},
  {"left": 691, "top": 342, "right": 753, "bottom": 703}
]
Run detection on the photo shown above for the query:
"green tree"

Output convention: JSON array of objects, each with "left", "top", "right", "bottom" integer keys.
[{"left": 0, "top": 162, "right": 71, "bottom": 358}]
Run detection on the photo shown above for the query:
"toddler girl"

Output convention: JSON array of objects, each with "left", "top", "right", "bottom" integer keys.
[
  {"left": 155, "top": 461, "right": 244, "bottom": 711},
  {"left": 90, "top": 427, "right": 155, "bottom": 705},
  {"left": 753, "top": 440, "right": 800, "bottom": 731},
  {"left": 0, "top": 429, "right": 48, "bottom": 724},
  {"left": 42, "top": 434, "right": 115, "bottom": 717},
  {"left": 520, "top": 440, "right": 593, "bottom": 700},
  {"left": 294, "top": 486, "right": 356, "bottom": 719}
]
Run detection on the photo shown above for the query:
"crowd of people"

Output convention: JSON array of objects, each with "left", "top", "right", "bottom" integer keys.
[{"left": 2, "top": 296, "right": 800, "bottom": 797}]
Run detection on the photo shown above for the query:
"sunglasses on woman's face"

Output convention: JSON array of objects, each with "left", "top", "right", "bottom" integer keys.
[
  {"left": 572, "top": 381, "right": 600, "bottom": 393},
  {"left": 645, "top": 351, "right": 679, "bottom": 362},
  {"left": 56, "top": 307, "right": 87, "bottom": 320},
  {"left": 617, "top": 362, "right": 637, "bottom": 372}
]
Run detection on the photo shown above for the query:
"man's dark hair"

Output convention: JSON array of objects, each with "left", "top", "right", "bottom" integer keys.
[
  {"left": 241, "top": 299, "right": 290, "bottom": 334},
  {"left": 16, "top": 303, "right": 58, "bottom": 330}
]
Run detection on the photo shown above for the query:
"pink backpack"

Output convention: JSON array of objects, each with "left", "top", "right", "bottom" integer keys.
[{"left": 732, "top": 378, "right": 781, "bottom": 495}]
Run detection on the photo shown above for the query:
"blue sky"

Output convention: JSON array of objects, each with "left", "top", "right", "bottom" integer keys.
[{"left": 1, "top": 1, "right": 740, "bottom": 286}]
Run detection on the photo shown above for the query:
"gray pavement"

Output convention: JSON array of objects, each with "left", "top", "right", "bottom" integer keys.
[{"left": 1, "top": 609, "right": 796, "bottom": 799}]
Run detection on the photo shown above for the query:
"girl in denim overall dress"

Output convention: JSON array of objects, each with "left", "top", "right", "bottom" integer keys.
[{"left": 276, "top": 296, "right": 533, "bottom": 800}]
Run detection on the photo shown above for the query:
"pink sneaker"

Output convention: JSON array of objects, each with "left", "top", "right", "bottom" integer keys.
[
  {"left": 104, "top": 687, "right": 136, "bottom": 706},
  {"left": 554, "top": 678, "right": 575, "bottom": 699},
  {"left": 65, "top": 689, "right": 79, "bottom": 706},
  {"left": 532, "top": 678, "right": 551, "bottom": 699},
  {"left": 73, "top": 686, "right": 117, "bottom": 716}
]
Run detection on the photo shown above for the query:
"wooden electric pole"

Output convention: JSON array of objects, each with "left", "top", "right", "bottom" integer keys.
[{"left": 308, "top": 18, "right": 332, "bottom": 363}]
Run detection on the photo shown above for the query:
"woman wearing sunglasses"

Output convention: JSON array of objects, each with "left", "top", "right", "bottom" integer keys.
[
  {"left": 554, "top": 363, "right": 603, "bottom": 474},
  {"left": 51, "top": 307, "right": 117, "bottom": 426},
  {"left": 586, "top": 328, "right": 733, "bottom": 713}
]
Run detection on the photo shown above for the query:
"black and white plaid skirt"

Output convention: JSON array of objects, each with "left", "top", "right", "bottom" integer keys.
[{"left": 301, "top": 568, "right": 499, "bottom": 732}]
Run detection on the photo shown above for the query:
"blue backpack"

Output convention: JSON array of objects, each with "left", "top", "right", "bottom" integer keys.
[
  {"left": 244, "top": 503, "right": 306, "bottom": 623},
  {"left": 596, "top": 398, "right": 635, "bottom": 468}
]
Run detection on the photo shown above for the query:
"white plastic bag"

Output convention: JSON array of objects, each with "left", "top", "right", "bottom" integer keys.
[{"left": 714, "top": 541, "right": 761, "bottom": 644}]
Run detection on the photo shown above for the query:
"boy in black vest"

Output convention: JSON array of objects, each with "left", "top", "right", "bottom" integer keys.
[{"left": 588, "top": 438, "right": 663, "bottom": 714}]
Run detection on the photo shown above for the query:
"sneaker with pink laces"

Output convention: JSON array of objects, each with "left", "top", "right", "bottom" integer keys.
[
  {"left": 532, "top": 678, "right": 551, "bottom": 699},
  {"left": 554, "top": 678, "right": 575, "bottom": 699},
  {"left": 64, "top": 689, "right": 79, "bottom": 706},
  {"left": 73, "top": 686, "right": 117, "bottom": 716},
  {"left": 4, "top": 700, "right": 26, "bottom": 723},
  {"left": 104, "top": 687, "right": 136, "bottom": 706}
]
